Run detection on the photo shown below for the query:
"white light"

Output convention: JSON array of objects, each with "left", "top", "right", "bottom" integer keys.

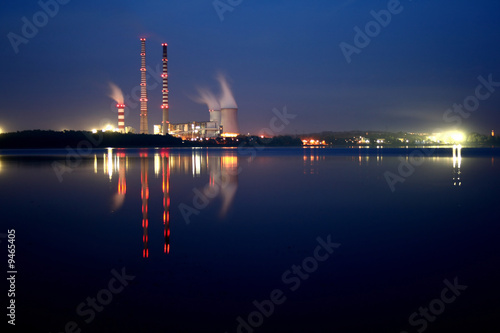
[{"left": 450, "top": 132, "right": 464, "bottom": 142}]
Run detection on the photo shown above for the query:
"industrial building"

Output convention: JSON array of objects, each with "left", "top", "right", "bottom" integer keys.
[
  {"left": 139, "top": 38, "right": 238, "bottom": 139},
  {"left": 111, "top": 39, "right": 240, "bottom": 139}
]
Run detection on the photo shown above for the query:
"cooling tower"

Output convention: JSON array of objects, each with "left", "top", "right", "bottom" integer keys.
[
  {"left": 220, "top": 108, "right": 239, "bottom": 137},
  {"left": 209, "top": 109, "right": 221, "bottom": 125}
]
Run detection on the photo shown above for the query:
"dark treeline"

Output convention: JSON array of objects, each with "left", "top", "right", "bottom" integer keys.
[
  {"left": 238, "top": 135, "right": 302, "bottom": 147},
  {"left": 300, "top": 130, "right": 500, "bottom": 146},
  {"left": 0, "top": 130, "right": 303, "bottom": 149},
  {"left": 0, "top": 130, "right": 182, "bottom": 149}
]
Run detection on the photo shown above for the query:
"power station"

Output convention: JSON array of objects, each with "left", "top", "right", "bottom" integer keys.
[{"left": 134, "top": 38, "right": 238, "bottom": 139}]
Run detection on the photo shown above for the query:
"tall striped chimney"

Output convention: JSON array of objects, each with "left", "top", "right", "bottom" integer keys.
[
  {"left": 116, "top": 104, "right": 125, "bottom": 133},
  {"left": 161, "top": 43, "right": 169, "bottom": 135},
  {"left": 140, "top": 38, "right": 148, "bottom": 134}
]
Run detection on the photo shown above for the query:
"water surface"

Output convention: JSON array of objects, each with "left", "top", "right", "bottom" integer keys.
[{"left": 1, "top": 147, "right": 499, "bottom": 332}]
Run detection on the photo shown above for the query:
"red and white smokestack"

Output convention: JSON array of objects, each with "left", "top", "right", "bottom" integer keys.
[
  {"left": 161, "top": 43, "right": 169, "bottom": 135},
  {"left": 140, "top": 38, "right": 148, "bottom": 134},
  {"left": 116, "top": 104, "right": 125, "bottom": 133}
]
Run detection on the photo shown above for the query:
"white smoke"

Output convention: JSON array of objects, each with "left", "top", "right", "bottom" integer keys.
[
  {"left": 108, "top": 82, "right": 124, "bottom": 104},
  {"left": 191, "top": 73, "right": 237, "bottom": 109},
  {"left": 193, "top": 87, "right": 220, "bottom": 110},
  {"left": 217, "top": 73, "right": 237, "bottom": 109}
]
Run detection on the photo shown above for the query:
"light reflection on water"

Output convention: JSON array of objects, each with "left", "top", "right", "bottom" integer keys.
[
  {"left": 92, "top": 148, "right": 240, "bottom": 257},
  {"left": 0, "top": 147, "right": 499, "bottom": 332}
]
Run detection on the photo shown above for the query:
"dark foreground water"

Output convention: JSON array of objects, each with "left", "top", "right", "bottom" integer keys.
[{"left": 1, "top": 147, "right": 499, "bottom": 333}]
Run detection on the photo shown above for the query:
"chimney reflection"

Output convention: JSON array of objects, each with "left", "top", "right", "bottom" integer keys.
[
  {"left": 117, "top": 150, "right": 126, "bottom": 195},
  {"left": 96, "top": 149, "right": 241, "bottom": 258},
  {"left": 111, "top": 150, "right": 127, "bottom": 212},
  {"left": 140, "top": 151, "right": 149, "bottom": 258},
  {"left": 161, "top": 150, "right": 171, "bottom": 254}
]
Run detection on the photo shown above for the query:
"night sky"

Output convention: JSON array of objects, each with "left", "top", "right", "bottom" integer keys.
[{"left": 1, "top": 0, "right": 500, "bottom": 135}]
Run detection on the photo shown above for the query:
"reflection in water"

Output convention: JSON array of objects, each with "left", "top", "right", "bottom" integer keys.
[
  {"left": 219, "top": 155, "right": 238, "bottom": 217},
  {"left": 141, "top": 151, "right": 149, "bottom": 258},
  {"left": 107, "top": 148, "right": 113, "bottom": 180},
  {"left": 303, "top": 148, "right": 325, "bottom": 174},
  {"left": 453, "top": 145, "right": 462, "bottom": 187},
  {"left": 112, "top": 151, "right": 127, "bottom": 211},
  {"left": 98, "top": 148, "right": 238, "bottom": 257},
  {"left": 162, "top": 151, "right": 170, "bottom": 254},
  {"left": 154, "top": 153, "right": 161, "bottom": 178}
]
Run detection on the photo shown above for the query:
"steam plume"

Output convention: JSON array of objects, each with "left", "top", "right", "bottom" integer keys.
[
  {"left": 217, "top": 74, "right": 237, "bottom": 109},
  {"left": 108, "top": 82, "right": 124, "bottom": 104},
  {"left": 193, "top": 87, "right": 220, "bottom": 110}
]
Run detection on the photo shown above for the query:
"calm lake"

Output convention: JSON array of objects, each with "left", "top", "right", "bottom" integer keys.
[{"left": 1, "top": 147, "right": 499, "bottom": 333}]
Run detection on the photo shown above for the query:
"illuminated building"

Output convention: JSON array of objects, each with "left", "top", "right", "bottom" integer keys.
[
  {"left": 302, "top": 139, "right": 327, "bottom": 146},
  {"left": 153, "top": 125, "right": 162, "bottom": 135},
  {"left": 169, "top": 121, "right": 221, "bottom": 139}
]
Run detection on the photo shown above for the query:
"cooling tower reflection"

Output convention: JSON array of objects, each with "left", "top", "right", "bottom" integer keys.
[
  {"left": 98, "top": 148, "right": 238, "bottom": 258},
  {"left": 219, "top": 155, "right": 238, "bottom": 217}
]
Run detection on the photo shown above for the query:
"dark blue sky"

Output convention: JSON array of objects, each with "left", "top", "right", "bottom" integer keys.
[{"left": 1, "top": 0, "right": 500, "bottom": 135}]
